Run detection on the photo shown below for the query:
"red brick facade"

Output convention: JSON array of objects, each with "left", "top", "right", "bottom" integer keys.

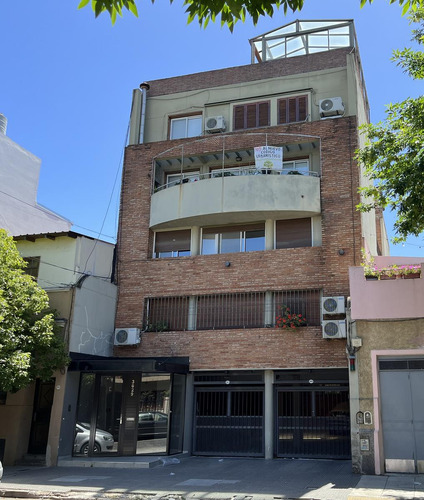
[{"left": 115, "top": 116, "right": 363, "bottom": 371}]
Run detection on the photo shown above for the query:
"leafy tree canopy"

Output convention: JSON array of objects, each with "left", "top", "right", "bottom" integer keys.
[
  {"left": 357, "top": 9, "right": 424, "bottom": 243},
  {"left": 0, "top": 229, "right": 69, "bottom": 392},
  {"left": 78, "top": 0, "right": 424, "bottom": 29}
]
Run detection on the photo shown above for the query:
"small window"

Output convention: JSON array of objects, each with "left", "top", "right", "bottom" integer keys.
[
  {"left": 170, "top": 115, "right": 202, "bottom": 140},
  {"left": 281, "top": 159, "right": 310, "bottom": 176},
  {"left": 201, "top": 224, "right": 265, "bottom": 255},
  {"left": 154, "top": 230, "right": 191, "bottom": 258},
  {"left": 23, "top": 256, "right": 40, "bottom": 279},
  {"left": 276, "top": 218, "right": 312, "bottom": 249},
  {"left": 233, "top": 101, "right": 270, "bottom": 130},
  {"left": 278, "top": 95, "right": 308, "bottom": 124},
  {"left": 166, "top": 171, "right": 200, "bottom": 188}
]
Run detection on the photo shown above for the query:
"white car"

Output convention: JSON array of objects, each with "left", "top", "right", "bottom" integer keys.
[{"left": 74, "top": 422, "right": 114, "bottom": 454}]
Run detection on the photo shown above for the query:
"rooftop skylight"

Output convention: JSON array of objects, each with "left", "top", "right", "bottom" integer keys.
[{"left": 250, "top": 20, "right": 355, "bottom": 63}]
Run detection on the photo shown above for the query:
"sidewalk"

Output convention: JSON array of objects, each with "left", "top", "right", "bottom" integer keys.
[{"left": 0, "top": 456, "right": 423, "bottom": 500}]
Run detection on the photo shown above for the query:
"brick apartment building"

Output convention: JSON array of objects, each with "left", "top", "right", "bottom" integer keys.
[{"left": 71, "top": 20, "right": 389, "bottom": 461}]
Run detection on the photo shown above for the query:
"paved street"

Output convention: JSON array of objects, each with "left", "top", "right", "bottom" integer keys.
[{"left": 1, "top": 456, "right": 424, "bottom": 500}]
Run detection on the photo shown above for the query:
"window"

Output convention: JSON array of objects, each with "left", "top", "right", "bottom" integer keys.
[
  {"left": 278, "top": 95, "right": 308, "bottom": 124},
  {"left": 166, "top": 171, "right": 200, "bottom": 188},
  {"left": 233, "top": 101, "right": 270, "bottom": 130},
  {"left": 201, "top": 224, "right": 265, "bottom": 255},
  {"left": 276, "top": 218, "right": 312, "bottom": 249},
  {"left": 154, "top": 230, "right": 191, "bottom": 258},
  {"left": 281, "top": 159, "right": 310, "bottom": 175},
  {"left": 23, "top": 256, "right": 40, "bottom": 279},
  {"left": 170, "top": 115, "right": 202, "bottom": 139}
]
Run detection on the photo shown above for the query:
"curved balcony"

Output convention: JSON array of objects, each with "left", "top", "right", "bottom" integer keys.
[{"left": 150, "top": 169, "right": 320, "bottom": 229}]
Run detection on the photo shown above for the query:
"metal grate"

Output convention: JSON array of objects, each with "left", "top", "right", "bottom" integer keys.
[
  {"left": 193, "top": 389, "right": 264, "bottom": 456},
  {"left": 144, "top": 290, "right": 321, "bottom": 332},
  {"left": 276, "top": 388, "right": 351, "bottom": 459}
]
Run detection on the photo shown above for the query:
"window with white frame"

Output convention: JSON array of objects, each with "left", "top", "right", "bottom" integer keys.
[
  {"left": 166, "top": 171, "right": 200, "bottom": 188},
  {"left": 281, "top": 159, "right": 310, "bottom": 175},
  {"left": 202, "top": 224, "right": 265, "bottom": 255},
  {"left": 170, "top": 115, "right": 202, "bottom": 140}
]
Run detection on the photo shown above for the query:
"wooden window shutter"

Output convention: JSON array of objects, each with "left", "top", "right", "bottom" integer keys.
[
  {"left": 246, "top": 104, "right": 257, "bottom": 129},
  {"left": 278, "top": 95, "right": 308, "bottom": 124},
  {"left": 258, "top": 102, "right": 270, "bottom": 127},
  {"left": 234, "top": 105, "right": 245, "bottom": 130},
  {"left": 288, "top": 97, "right": 297, "bottom": 123},
  {"left": 298, "top": 95, "right": 307, "bottom": 121},
  {"left": 276, "top": 218, "right": 312, "bottom": 249},
  {"left": 279, "top": 99, "right": 288, "bottom": 124}
]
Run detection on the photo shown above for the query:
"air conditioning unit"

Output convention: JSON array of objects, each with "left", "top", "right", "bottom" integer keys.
[
  {"left": 205, "top": 116, "right": 226, "bottom": 133},
  {"left": 319, "top": 97, "right": 344, "bottom": 118},
  {"left": 322, "top": 296, "right": 345, "bottom": 315},
  {"left": 114, "top": 328, "right": 141, "bottom": 346},
  {"left": 322, "top": 320, "right": 347, "bottom": 339}
]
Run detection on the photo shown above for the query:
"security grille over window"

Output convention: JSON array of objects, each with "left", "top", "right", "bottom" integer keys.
[{"left": 143, "top": 289, "right": 321, "bottom": 332}]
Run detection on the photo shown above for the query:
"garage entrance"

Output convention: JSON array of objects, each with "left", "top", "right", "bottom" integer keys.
[{"left": 193, "top": 371, "right": 264, "bottom": 456}]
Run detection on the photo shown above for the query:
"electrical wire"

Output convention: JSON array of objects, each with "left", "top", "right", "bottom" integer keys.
[{"left": 82, "top": 121, "right": 130, "bottom": 273}]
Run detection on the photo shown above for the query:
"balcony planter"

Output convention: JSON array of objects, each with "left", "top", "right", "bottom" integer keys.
[{"left": 403, "top": 273, "right": 421, "bottom": 279}]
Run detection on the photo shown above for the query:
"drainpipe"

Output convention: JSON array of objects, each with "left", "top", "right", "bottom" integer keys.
[{"left": 139, "top": 82, "right": 150, "bottom": 144}]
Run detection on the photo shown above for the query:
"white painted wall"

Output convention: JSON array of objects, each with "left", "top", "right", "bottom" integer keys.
[
  {"left": 70, "top": 276, "right": 117, "bottom": 357},
  {"left": 0, "top": 133, "right": 71, "bottom": 236}
]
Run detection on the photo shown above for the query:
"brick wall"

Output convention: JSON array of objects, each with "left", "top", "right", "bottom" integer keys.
[
  {"left": 115, "top": 116, "right": 363, "bottom": 370},
  {"left": 145, "top": 48, "right": 352, "bottom": 97}
]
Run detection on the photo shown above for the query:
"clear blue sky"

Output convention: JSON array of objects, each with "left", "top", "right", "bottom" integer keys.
[{"left": 1, "top": 0, "right": 422, "bottom": 256}]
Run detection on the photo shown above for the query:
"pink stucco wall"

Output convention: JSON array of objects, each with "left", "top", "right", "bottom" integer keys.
[{"left": 349, "top": 263, "right": 424, "bottom": 320}]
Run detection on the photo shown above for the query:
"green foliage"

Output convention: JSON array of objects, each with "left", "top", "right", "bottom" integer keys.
[
  {"left": 0, "top": 229, "right": 69, "bottom": 392},
  {"left": 78, "top": 0, "right": 424, "bottom": 29},
  {"left": 357, "top": 9, "right": 424, "bottom": 243}
]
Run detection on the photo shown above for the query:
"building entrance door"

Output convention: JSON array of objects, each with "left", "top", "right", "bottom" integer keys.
[
  {"left": 28, "top": 379, "right": 55, "bottom": 455},
  {"left": 380, "top": 359, "right": 424, "bottom": 473},
  {"left": 74, "top": 372, "right": 176, "bottom": 457}
]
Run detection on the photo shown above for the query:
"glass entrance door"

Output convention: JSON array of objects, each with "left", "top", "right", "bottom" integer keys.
[
  {"left": 136, "top": 373, "right": 171, "bottom": 454},
  {"left": 74, "top": 372, "right": 184, "bottom": 457}
]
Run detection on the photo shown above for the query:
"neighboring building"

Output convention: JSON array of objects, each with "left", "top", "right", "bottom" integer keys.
[
  {"left": 0, "top": 232, "right": 117, "bottom": 466},
  {"left": 0, "top": 119, "right": 117, "bottom": 466},
  {"left": 0, "top": 115, "right": 72, "bottom": 237},
  {"left": 349, "top": 257, "right": 424, "bottom": 475},
  {"left": 71, "top": 20, "right": 389, "bottom": 461}
]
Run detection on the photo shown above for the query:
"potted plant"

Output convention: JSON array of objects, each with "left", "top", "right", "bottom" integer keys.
[{"left": 276, "top": 305, "right": 307, "bottom": 330}]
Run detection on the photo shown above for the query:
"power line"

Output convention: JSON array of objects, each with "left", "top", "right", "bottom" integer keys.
[{"left": 83, "top": 121, "right": 129, "bottom": 273}]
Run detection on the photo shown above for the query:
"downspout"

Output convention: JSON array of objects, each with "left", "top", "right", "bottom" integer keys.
[{"left": 139, "top": 82, "right": 150, "bottom": 144}]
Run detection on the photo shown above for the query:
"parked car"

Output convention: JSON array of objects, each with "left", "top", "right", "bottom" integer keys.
[
  {"left": 74, "top": 422, "right": 114, "bottom": 454},
  {"left": 0, "top": 460, "right": 3, "bottom": 481},
  {"left": 138, "top": 412, "right": 168, "bottom": 439}
]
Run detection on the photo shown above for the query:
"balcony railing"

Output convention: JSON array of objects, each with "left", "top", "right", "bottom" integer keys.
[
  {"left": 155, "top": 166, "right": 319, "bottom": 193},
  {"left": 143, "top": 290, "right": 321, "bottom": 332}
]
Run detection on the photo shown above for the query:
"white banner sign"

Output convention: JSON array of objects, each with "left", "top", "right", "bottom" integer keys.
[{"left": 254, "top": 146, "right": 283, "bottom": 171}]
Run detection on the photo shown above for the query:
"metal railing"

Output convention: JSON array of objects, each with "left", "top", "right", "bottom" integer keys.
[
  {"left": 154, "top": 166, "right": 319, "bottom": 192},
  {"left": 143, "top": 290, "right": 321, "bottom": 332}
]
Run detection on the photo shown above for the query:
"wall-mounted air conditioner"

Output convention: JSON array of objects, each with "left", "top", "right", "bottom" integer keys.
[
  {"left": 114, "top": 328, "right": 141, "bottom": 346},
  {"left": 322, "top": 320, "right": 347, "bottom": 339},
  {"left": 319, "top": 97, "right": 344, "bottom": 118},
  {"left": 205, "top": 116, "right": 226, "bottom": 133},
  {"left": 322, "top": 296, "right": 345, "bottom": 315}
]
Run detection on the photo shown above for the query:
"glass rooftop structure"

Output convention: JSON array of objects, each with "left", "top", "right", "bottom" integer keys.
[{"left": 250, "top": 19, "right": 356, "bottom": 63}]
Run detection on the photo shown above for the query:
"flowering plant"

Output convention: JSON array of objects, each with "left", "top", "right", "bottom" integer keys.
[
  {"left": 361, "top": 249, "right": 422, "bottom": 279},
  {"left": 276, "top": 305, "right": 307, "bottom": 330}
]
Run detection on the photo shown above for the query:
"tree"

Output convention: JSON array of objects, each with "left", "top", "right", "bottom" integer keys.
[
  {"left": 79, "top": 0, "right": 424, "bottom": 29},
  {"left": 356, "top": 9, "right": 424, "bottom": 243},
  {"left": 0, "top": 229, "right": 69, "bottom": 392}
]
